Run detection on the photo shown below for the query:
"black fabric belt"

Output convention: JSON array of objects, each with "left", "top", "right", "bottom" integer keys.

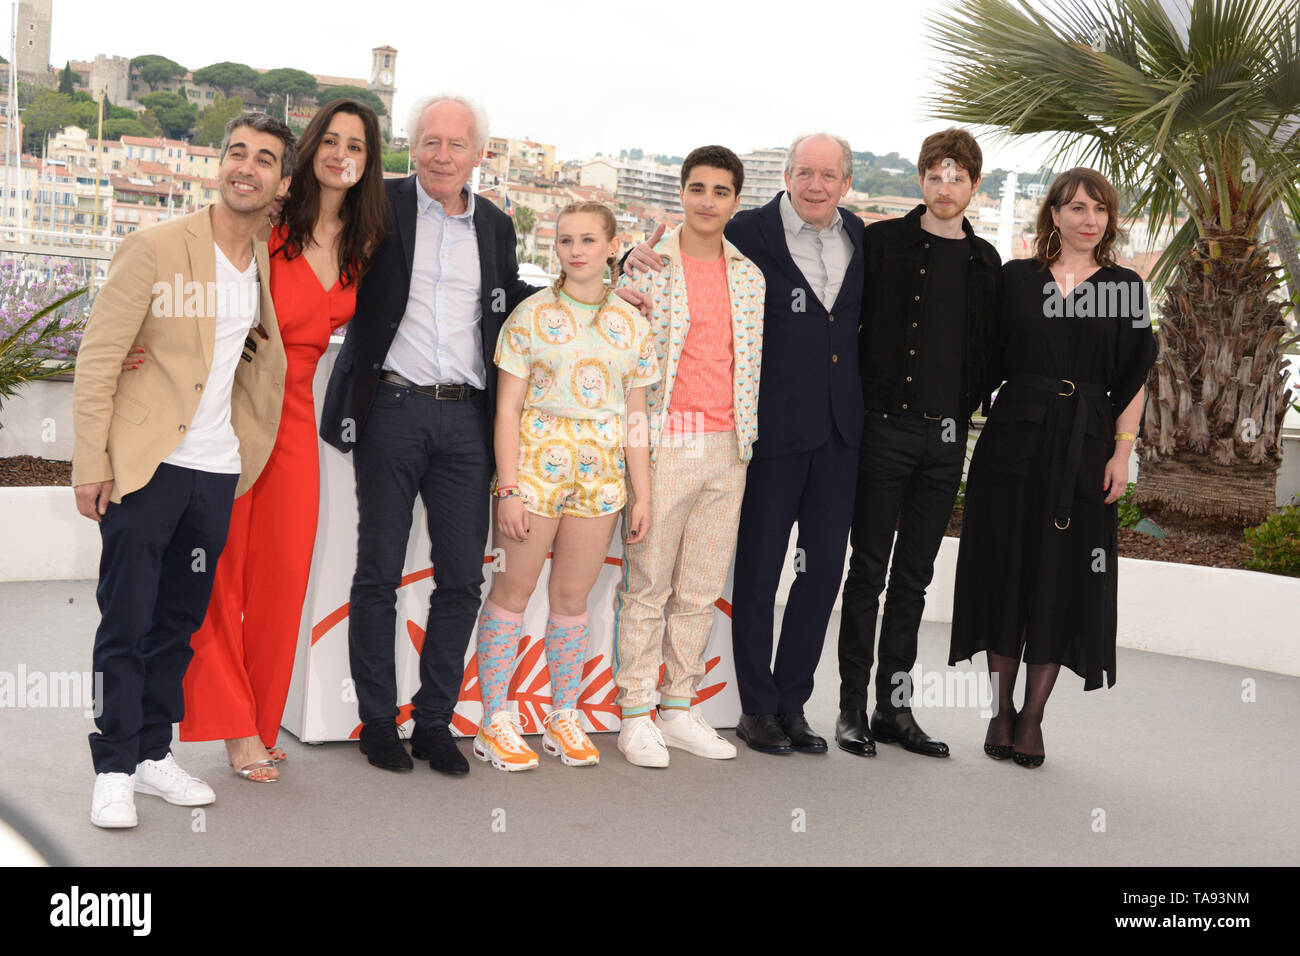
[
  {"left": 1008, "top": 372, "right": 1108, "bottom": 531},
  {"left": 380, "top": 370, "right": 478, "bottom": 400},
  {"left": 867, "top": 408, "right": 957, "bottom": 422}
]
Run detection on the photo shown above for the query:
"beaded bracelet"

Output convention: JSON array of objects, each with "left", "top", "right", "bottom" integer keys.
[{"left": 495, "top": 486, "right": 521, "bottom": 500}]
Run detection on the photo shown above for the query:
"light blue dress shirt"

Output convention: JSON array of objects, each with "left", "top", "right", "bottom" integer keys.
[
  {"left": 779, "top": 191, "right": 852, "bottom": 311},
  {"left": 383, "top": 179, "right": 486, "bottom": 388}
]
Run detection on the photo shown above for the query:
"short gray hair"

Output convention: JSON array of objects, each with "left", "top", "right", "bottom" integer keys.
[
  {"left": 784, "top": 132, "right": 853, "bottom": 181},
  {"left": 221, "top": 111, "right": 297, "bottom": 177},
  {"left": 406, "top": 93, "right": 490, "bottom": 151}
]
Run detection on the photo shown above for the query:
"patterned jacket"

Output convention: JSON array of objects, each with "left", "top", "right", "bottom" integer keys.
[{"left": 618, "top": 225, "right": 765, "bottom": 462}]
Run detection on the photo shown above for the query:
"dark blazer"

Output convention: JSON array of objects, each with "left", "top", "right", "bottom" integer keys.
[
  {"left": 725, "top": 192, "right": 865, "bottom": 457},
  {"left": 319, "top": 175, "right": 534, "bottom": 454},
  {"left": 858, "top": 203, "right": 1001, "bottom": 421}
]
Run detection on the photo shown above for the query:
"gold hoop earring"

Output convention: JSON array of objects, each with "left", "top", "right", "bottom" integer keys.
[{"left": 1045, "top": 227, "right": 1062, "bottom": 260}]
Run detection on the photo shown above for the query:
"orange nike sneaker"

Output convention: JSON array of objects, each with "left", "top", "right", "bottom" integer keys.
[
  {"left": 542, "top": 709, "right": 600, "bottom": 767},
  {"left": 473, "top": 711, "right": 539, "bottom": 772}
]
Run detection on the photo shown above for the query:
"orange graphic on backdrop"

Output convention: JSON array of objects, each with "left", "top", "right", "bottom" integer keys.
[{"left": 321, "top": 557, "right": 732, "bottom": 739}]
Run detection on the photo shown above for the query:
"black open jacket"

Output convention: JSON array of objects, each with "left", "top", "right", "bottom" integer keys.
[{"left": 858, "top": 203, "right": 1002, "bottom": 421}]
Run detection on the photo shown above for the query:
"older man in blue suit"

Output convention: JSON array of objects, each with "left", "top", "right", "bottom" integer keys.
[{"left": 623, "top": 133, "right": 864, "bottom": 754}]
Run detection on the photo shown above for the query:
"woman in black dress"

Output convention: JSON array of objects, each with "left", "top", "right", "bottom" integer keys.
[{"left": 949, "top": 168, "right": 1156, "bottom": 767}]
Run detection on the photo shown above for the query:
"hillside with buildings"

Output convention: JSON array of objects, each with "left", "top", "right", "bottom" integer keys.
[{"left": 0, "top": 0, "right": 1184, "bottom": 278}]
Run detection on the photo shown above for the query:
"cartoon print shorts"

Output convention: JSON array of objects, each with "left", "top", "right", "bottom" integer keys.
[{"left": 500, "top": 411, "right": 626, "bottom": 519}]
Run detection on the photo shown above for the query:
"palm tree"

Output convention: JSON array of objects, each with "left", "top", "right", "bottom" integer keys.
[
  {"left": 513, "top": 204, "right": 537, "bottom": 261},
  {"left": 928, "top": 0, "right": 1300, "bottom": 528}
]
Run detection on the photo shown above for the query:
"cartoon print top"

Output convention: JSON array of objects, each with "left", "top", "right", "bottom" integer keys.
[{"left": 495, "top": 286, "right": 660, "bottom": 443}]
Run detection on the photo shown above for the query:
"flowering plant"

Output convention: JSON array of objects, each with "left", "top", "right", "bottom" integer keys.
[{"left": 0, "top": 257, "right": 90, "bottom": 427}]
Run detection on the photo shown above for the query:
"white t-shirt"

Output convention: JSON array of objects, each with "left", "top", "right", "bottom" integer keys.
[{"left": 163, "top": 244, "right": 260, "bottom": 474}]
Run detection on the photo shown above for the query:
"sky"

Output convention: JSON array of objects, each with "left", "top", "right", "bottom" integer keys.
[{"left": 42, "top": 0, "right": 1068, "bottom": 173}]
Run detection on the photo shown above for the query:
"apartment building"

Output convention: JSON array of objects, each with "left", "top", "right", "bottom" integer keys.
[{"left": 738, "top": 147, "right": 785, "bottom": 210}]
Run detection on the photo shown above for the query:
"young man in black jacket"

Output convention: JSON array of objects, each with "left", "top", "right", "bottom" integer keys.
[{"left": 835, "top": 128, "right": 1001, "bottom": 758}]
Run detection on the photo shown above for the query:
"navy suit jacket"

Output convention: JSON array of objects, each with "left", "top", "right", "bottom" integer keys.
[
  {"left": 725, "top": 193, "right": 865, "bottom": 457},
  {"left": 319, "top": 175, "right": 534, "bottom": 456}
]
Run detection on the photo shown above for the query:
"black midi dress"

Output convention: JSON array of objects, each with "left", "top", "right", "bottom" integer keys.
[{"left": 949, "top": 259, "right": 1157, "bottom": 689}]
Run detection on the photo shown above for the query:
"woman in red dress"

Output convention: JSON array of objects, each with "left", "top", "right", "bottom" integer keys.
[{"left": 176, "top": 101, "right": 389, "bottom": 780}]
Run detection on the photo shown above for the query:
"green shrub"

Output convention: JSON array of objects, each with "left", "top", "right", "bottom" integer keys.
[
  {"left": 1117, "top": 482, "right": 1141, "bottom": 529},
  {"left": 1244, "top": 506, "right": 1300, "bottom": 577}
]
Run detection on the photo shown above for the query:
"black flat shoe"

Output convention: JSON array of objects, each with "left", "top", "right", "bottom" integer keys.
[
  {"left": 984, "top": 709, "right": 1017, "bottom": 760},
  {"left": 736, "top": 713, "right": 794, "bottom": 755},
  {"left": 869, "top": 708, "right": 950, "bottom": 757},
  {"left": 359, "top": 720, "right": 413, "bottom": 771},
  {"left": 1012, "top": 712, "right": 1045, "bottom": 767},
  {"left": 411, "top": 722, "right": 469, "bottom": 775},
  {"left": 779, "top": 712, "right": 828, "bottom": 753},
  {"left": 835, "top": 708, "right": 877, "bottom": 757}
]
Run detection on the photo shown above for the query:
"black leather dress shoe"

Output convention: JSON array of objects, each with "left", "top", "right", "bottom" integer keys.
[
  {"left": 779, "top": 712, "right": 828, "bottom": 753},
  {"left": 869, "top": 709, "right": 950, "bottom": 757},
  {"left": 835, "top": 709, "right": 877, "bottom": 757},
  {"left": 359, "top": 720, "right": 413, "bottom": 771},
  {"left": 735, "top": 713, "right": 794, "bottom": 755},
  {"left": 411, "top": 722, "right": 469, "bottom": 775}
]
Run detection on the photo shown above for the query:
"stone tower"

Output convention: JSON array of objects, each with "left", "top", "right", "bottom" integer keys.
[
  {"left": 89, "top": 54, "right": 132, "bottom": 106},
  {"left": 368, "top": 46, "right": 396, "bottom": 138},
  {"left": 16, "top": 0, "right": 54, "bottom": 88}
]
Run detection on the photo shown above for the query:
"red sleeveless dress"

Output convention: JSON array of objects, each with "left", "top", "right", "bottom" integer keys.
[{"left": 180, "top": 226, "right": 356, "bottom": 745}]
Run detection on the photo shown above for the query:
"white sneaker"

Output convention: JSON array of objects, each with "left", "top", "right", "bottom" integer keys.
[
  {"left": 617, "top": 715, "right": 669, "bottom": 768},
  {"left": 657, "top": 710, "right": 737, "bottom": 759},
  {"left": 134, "top": 753, "right": 215, "bottom": 806},
  {"left": 91, "top": 773, "right": 138, "bottom": 828}
]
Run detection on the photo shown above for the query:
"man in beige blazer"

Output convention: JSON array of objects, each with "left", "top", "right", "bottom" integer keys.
[{"left": 72, "top": 113, "right": 293, "bottom": 828}]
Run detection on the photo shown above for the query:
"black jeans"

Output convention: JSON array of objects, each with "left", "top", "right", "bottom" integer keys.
[
  {"left": 838, "top": 411, "right": 966, "bottom": 712},
  {"left": 90, "top": 464, "right": 238, "bottom": 773},
  {"left": 348, "top": 381, "right": 490, "bottom": 728}
]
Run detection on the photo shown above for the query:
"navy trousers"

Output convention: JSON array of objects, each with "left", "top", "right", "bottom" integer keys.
[
  {"left": 730, "top": 435, "right": 858, "bottom": 715},
  {"left": 348, "top": 381, "right": 491, "bottom": 729},
  {"left": 89, "top": 464, "right": 238, "bottom": 774}
]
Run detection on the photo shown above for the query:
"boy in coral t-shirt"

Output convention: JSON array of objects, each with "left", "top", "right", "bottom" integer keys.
[{"left": 612, "top": 145, "right": 766, "bottom": 767}]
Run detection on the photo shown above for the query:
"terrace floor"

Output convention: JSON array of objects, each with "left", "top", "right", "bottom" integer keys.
[{"left": 1, "top": 578, "right": 1297, "bottom": 866}]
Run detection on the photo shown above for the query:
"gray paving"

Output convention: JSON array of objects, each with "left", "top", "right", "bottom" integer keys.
[{"left": 1, "top": 579, "right": 1297, "bottom": 866}]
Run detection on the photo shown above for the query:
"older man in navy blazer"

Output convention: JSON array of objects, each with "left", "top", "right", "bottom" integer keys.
[
  {"left": 624, "top": 133, "right": 864, "bottom": 754},
  {"left": 320, "top": 93, "right": 533, "bottom": 775}
]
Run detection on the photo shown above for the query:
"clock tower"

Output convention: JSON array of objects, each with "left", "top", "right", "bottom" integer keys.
[{"left": 368, "top": 46, "right": 397, "bottom": 137}]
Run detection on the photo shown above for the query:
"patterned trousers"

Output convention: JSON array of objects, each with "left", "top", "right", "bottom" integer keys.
[{"left": 613, "top": 432, "right": 747, "bottom": 714}]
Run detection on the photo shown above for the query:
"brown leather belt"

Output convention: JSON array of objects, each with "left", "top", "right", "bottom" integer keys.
[{"left": 380, "top": 370, "right": 477, "bottom": 400}]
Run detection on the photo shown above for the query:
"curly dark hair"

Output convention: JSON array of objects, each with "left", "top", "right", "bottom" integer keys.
[{"left": 681, "top": 145, "right": 745, "bottom": 195}]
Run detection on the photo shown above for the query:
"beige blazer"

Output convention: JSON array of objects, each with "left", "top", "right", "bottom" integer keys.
[{"left": 72, "top": 206, "right": 287, "bottom": 502}]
